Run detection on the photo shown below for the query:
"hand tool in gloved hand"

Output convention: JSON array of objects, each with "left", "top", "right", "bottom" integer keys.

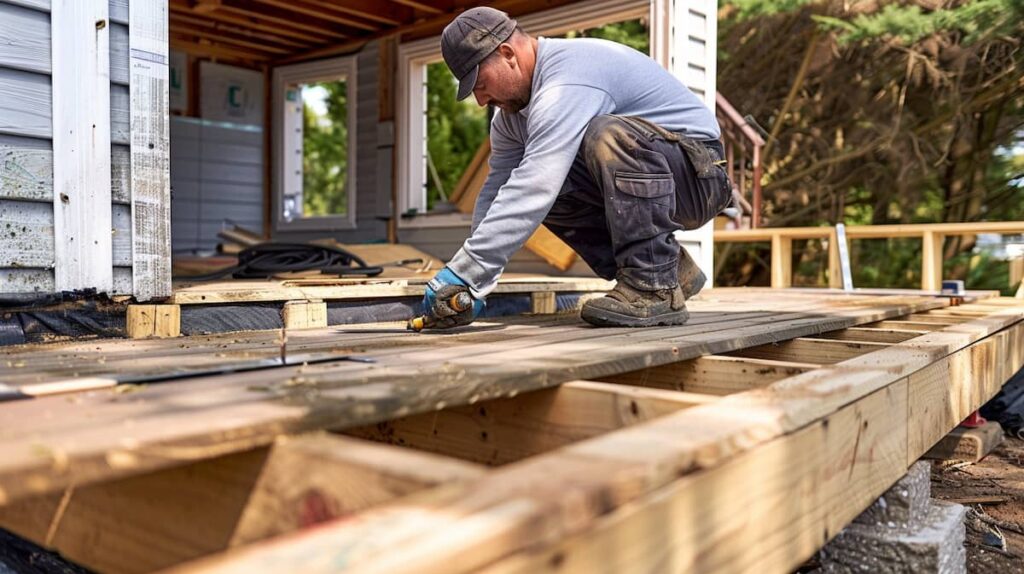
[
  {"left": 408, "top": 267, "right": 485, "bottom": 331},
  {"left": 407, "top": 290, "right": 474, "bottom": 331}
]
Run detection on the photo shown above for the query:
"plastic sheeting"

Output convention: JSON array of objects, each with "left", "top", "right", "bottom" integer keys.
[{"left": 0, "top": 293, "right": 591, "bottom": 346}]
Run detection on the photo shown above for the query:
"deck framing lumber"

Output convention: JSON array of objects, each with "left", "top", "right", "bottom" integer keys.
[
  {"left": 726, "top": 337, "right": 890, "bottom": 364},
  {"left": 596, "top": 355, "right": 821, "bottom": 395},
  {"left": 0, "top": 294, "right": 947, "bottom": 504},
  {"left": 162, "top": 300, "right": 1024, "bottom": 574},
  {"left": 0, "top": 433, "right": 485, "bottom": 574},
  {"left": 345, "top": 380, "right": 709, "bottom": 466}
]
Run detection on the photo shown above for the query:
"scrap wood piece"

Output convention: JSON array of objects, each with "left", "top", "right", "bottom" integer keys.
[{"left": 448, "top": 139, "right": 578, "bottom": 271}]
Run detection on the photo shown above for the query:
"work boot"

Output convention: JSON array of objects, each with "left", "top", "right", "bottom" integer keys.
[
  {"left": 581, "top": 279, "right": 689, "bottom": 327},
  {"left": 678, "top": 248, "right": 707, "bottom": 300}
]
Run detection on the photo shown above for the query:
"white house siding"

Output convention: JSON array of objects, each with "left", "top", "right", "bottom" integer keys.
[{"left": 0, "top": 0, "right": 136, "bottom": 295}]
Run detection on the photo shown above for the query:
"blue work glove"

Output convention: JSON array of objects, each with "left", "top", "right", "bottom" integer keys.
[{"left": 423, "top": 267, "right": 485, "bottom": 329}]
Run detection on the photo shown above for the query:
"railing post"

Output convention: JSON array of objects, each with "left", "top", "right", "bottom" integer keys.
[
  {"left": 827, "top": 228, "right": 843, "bottom": 289},
  {"left": 751, "top": 145, "right": 762, "bottom": 228},
  {"left": 771, "top": 232, "right": 792, "bottom": 288},
  {"left": 921, "top": 231, "right": 944, "bottom": 291}
]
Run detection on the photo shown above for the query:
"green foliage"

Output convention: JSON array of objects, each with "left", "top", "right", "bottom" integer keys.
[
  {"left": 719, "top": 0, "right": 1024, "bottom": 291},
  {"left": 301, "top": 81, "right": 348, "bottom": 216},
  {"left": 563, "top": 19, "right": 650, "bottom": 54},
  {"left": 812, "top": 0, "right": 1024, "bottom": 45},
  {"left": 730, "top": 0, "right": 816, "bottom": 19}
]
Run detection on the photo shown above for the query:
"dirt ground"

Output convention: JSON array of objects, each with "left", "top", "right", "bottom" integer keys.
[{"left": 931, "top": 436, "right": 1024, "bottom": 574}]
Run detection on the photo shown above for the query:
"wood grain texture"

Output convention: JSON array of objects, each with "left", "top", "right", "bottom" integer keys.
[
  {"left": 0, "top": 293, "right": 951, "bottom": 504},
  {"left": 346, "top": 380, "right": 704, "bottom": 466},
  {"left": 168, "top": 303, "right": 1024, "bottom": 574},
  {"left": 51, "top": 0, "right": 113, "bottom": 292}
]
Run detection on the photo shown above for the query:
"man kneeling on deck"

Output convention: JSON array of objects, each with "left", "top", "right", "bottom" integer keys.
[{"left": 422, "top": 7, "right": 732, "bottom": 329}]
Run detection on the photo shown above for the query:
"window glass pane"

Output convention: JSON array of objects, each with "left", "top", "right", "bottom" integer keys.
[
  {"left": 301, "top": 79, "right": 348, "bottom": 217},
  {"left": 424, "top": 61, "right": 488, "bottom": 212}
]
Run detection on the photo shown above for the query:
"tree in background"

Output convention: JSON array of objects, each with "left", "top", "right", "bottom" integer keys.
[
  {"left": 302, "top": 80, "right": 349, "bottom": 216},
  {"left": 717, "top": 0, "right": 1024, "bottom": 291}
]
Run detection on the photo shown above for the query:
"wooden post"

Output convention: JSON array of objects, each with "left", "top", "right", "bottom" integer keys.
[
  {"left": 1010, "top": 256, "right": 1023, "bottom": 294},
  {"left": 530, "top": 292, "right": 556, "bottom": 315},
  {"left": 921, "top": 231, "right": 943, "bottom": 292},
  {"left": 282, "top": 300, "right": 328, "bottom": 330},
  {"left": 126, "top": 304, "right": 181, "bottom": 339},
  {"left": 770, "top": 233, "right": 792, "bottom": 288},
  {"left": 51, "top": 0, "right": 113, "bottom": 293},
  {"left": 827, "top": 229, "right": 843, "bottom": 289}
]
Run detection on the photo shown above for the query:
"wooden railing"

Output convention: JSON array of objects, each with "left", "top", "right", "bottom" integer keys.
[
  {"left": 716, "top": 92, "right": 765, "bottom": 228},
  {"left": 715, "top": 221, "right": 1024, "bottom": 291}
]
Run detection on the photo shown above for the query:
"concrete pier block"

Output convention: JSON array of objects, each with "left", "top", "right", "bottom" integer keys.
[
  {"left": 854, "top": 461, "right": 931, "bottom": 529},
  {"left": 821, "top": 501, "right": 966, "bottom": 574}
]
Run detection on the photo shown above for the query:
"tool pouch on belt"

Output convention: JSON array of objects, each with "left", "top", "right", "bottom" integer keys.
[
  {"left": 620, "top": 116, "right": 721, "bottom": 179},
  {"left": 677, "top": 138, "right": 720, "bottom": 179}
]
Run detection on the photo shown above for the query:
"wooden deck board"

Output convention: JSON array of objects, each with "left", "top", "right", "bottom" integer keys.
[
  {"left": 165, "top": 298, "right": 1024, "bottom": 574},
  {"left": 0, "top": 292, "right": 946, "bottom": 503}
]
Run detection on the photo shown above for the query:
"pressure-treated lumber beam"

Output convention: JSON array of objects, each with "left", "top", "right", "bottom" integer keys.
[
  {"left": 726, "top": 337, "right": 890, "bottom": 364},
  {"left": 814, "top": 327, "right": 925, "bottom": 344},
  {"left": 0, "top": 433, "right": 484, "bottom": 574},
  {"left": 596, "top": 355, "right": 821, "bottom": 396},
  {"left": 904, "top": 313, "right": 972, "bottom": 324},
  {"left": 473, "top": 383, "right": 910, "bottom": 574},
  {"left": 866, "top": 320, "right": 951, "bottom": 332},
  {"left": 345, "top": 380, "right": 708, "bottom": 466},
  {"left": 167, "top": 305, "right": 1024, "bottom": 574}
]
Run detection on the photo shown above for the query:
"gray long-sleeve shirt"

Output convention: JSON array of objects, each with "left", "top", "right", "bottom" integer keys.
[{"left": 447, "top": 37, "right": 720, "bottom": 297}]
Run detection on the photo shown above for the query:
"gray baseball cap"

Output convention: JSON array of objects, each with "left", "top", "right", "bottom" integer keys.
[{"left": 441, "top": 7, "right": 518, "bottom": 101}]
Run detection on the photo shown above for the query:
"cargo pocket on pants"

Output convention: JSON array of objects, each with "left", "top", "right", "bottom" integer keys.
[{"left": 612, "top": 172, "right": 675, "bottom": 238}]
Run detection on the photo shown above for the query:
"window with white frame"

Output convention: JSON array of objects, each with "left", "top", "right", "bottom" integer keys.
[
  {"left": 396, "top": 0, "right": 652, "bottom": 226},
  {"left": 273, "top": 55, "right": 357, "bottom": 231}
]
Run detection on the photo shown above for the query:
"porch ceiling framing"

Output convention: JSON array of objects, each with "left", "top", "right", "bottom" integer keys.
[
  {"left": 167, "top": 0, "right": 614, "bottom": 67},
  {"left": 0, "top": 291, "right": 1021, "bottom": 573}
]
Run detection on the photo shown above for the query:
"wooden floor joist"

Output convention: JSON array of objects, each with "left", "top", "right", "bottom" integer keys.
[
  {"left": 0, "top": 289, "right": 1020, "bottom": 574},
  {"left": 161, "top": 298, "right": 1024, "bottom": 574}
]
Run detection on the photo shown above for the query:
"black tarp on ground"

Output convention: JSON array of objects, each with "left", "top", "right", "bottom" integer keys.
[
  {"left": 0, "top": 529, "right": 91, "bottom": 574},
  {"left": 0, "top": 293, "right": 590, "bottom": 346}
]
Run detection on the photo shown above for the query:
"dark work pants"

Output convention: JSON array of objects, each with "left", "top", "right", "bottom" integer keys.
[{"left": 542, "top": 115, "right": 732, "bottom": 291}]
